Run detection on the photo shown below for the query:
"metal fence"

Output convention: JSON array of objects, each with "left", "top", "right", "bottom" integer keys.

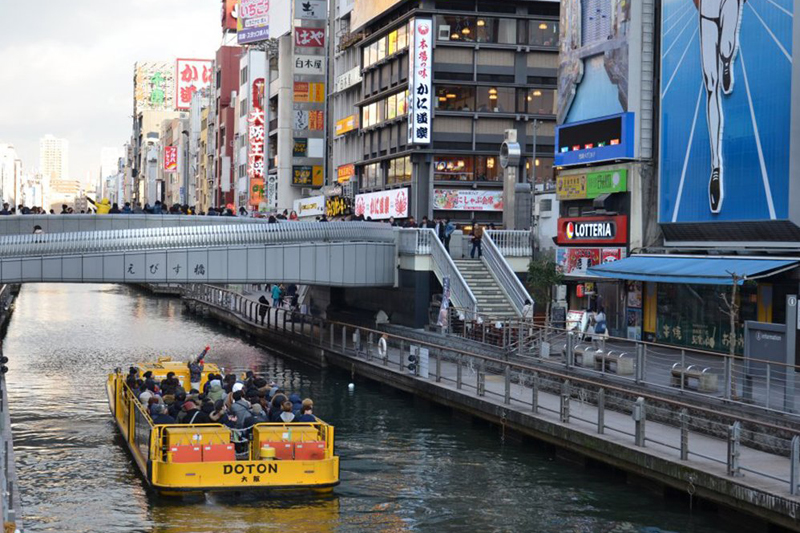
[
  {"left": 482, "top": 231, "right": 530, "bottom": 315},
  {"left": 188, "top": 284, "right": 800, "bottom": 498},
  {"left": 486, "top": 230, "right": 531, "bottom": 257}
]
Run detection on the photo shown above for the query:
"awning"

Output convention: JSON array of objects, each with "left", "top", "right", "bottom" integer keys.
[{"left": 586, "top": 255, "right": 799, "bottom": 285}]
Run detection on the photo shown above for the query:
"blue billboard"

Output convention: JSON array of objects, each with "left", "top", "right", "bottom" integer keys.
[
  {"left": 659, "top": 0, "right": 794, "bottom": 223},
  {"left": 555, "top": 112, "right": 635, "bottom": 167}
]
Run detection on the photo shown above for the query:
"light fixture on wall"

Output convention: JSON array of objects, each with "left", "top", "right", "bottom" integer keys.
[{"left": 477, "top": 19, "right": 485, "bottom": 27}]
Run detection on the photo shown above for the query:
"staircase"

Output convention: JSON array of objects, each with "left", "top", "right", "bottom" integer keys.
[{"left": 453, "top": 259, "right": 519, "bottom": 319}]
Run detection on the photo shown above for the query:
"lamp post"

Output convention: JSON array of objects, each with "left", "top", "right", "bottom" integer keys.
[{"left": 530, "top": 119, "right": 539, "bottom": 258}]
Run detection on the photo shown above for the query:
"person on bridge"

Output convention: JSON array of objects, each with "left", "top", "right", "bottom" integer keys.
[
  {"left": 258, "top": 295, "right": 269, "bottom": 325},
  {"left": 470, "top": 223, "right": 484, "bottom": 259},
  {"left": 188, "top": 346, "right": 209, "bottom": 391},
  {"left": 0, "top": 203, "right": 9, "bottom": 215},
  {"left": 109, "top": 203, "right": 121, "bottom": 214},
  {"left": 271, "top": 284, "right": 282, "bottom": 308},
  {"left": 86, "top": 197, "right": 112, "bottom": 214}
]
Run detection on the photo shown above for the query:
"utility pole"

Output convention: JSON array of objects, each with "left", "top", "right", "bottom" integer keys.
[{"left": 530, "top": 119, "right": 539, "bottom": 258}]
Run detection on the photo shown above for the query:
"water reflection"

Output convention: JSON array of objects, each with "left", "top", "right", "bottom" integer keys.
[{"left": 3, "top": 285, "right": 749, "bottom": 533}]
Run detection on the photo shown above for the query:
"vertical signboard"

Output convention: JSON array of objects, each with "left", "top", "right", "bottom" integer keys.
[
  {"left": 294, "top": 0, "right": 326, "bottom": 20},
  {"left": 295, "top": 27, "right": 325, "bottom": 48},
  {"left": 164, "top": 146, "right": 178, "bottom": 173},
  {"left": 658, "top": 0, "right": 794, "bottom": 223},
  {"left": 175, "top": 59, "right": 213, "bottom": 111},
  {"left": 248, "top": 78, "right": 266, "bottom": 206},
  {"left": 407, "top": 18, "right": 432, "bottom": 145}
]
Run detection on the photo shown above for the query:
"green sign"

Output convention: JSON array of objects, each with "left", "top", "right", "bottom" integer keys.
[{"left": 586, "top": 169, "right": 627, "bottom": 198}]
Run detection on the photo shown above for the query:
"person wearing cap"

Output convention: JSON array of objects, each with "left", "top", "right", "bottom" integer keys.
[
  {"left": 188, "top": 346, "right": 209, "bottom": 391},
  {"left": 206, "top": 378, "right": 225, "bottom": 402}
]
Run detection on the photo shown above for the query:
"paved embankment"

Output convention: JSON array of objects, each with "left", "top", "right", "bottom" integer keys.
[
  {"left": 184, "top": 286, "right": 800, "bottom": 532},
  {"left": 0, "top": 285, "right": 22, "bottom": 532}
]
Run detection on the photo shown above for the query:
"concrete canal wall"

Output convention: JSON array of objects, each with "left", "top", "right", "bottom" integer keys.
[
  {"left": 0, "top": 285, "right": 22, "bottom": 533},
  {"left": 183, "top": 289, "right": 800, "bottom": 532}
]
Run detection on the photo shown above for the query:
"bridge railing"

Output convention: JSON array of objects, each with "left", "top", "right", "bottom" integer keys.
[
  {"left": 187, "top": 284, "right": 800, "bottom": 500},
  {"left": 486, "top": 230, "right": 531, "bottom": 257},
  {"left": 398, "top": 229, "right": 477, "bottom": 318},
  {"left": 481, "top": 231, "right": 531, "bottom": 316},
  {"left": 0, "top": 221, "right": 396, "bottom": 258}
]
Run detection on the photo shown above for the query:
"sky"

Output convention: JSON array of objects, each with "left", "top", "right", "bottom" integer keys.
[{"left": 0, "top": 0, "right": 222, "bottom": 185}]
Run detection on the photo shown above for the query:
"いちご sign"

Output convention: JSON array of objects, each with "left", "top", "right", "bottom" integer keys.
[
  {"left": 164, "top": 146, "right": 178, "bottom": 173},
  {"left": 407, "top": 18, "right": 432, "bottom": 145},
  {"left": 557, "top": 215, "right": 628, "bottom": 245},
  {"left": 355, "top": 188, "right": 409, "bottom": 220},
  {"left": 237, "top": 0, "right": 271, "bottom": 44},
  {"left": 433, "top": 189, "right": 503, "bottom": 212},
  {"left": 175, "top": 59, "right": 212, "bottom": 111}
]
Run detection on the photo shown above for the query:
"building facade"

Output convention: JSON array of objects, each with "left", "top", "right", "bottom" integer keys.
[{"left": 39, "top": 134, "right": 69, "bottom": 181}]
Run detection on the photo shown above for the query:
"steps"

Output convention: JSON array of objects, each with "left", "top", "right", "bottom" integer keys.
[{"left": 453, "top": 259, "right": 519, "bottom": 319}]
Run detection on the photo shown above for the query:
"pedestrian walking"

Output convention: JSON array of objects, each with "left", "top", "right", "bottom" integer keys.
[{"left": 470, "top": 223, "right": 484, "bottom": 258}]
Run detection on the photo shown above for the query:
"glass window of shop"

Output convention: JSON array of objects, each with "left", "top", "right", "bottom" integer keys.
[
  {"left": 363, "top": 24, "right": 410, "bottom": 70},
  {"left": 362, "top": 90, "right": 408, "bottom": 129},
  {"left": 435, "top": 85, "right": 475, "bottom": 111},
  {"left": 655, "top": 283, "right": 758, "bottom": 353},
  {"left": 475, "top": 18, "right": 518, "bottom": 44},
  {"left": 519, "top": 88, "right": 556, "bottom": 115},
  {"left": 528, "top": 20, "right": 559, "bottom": 46},
  {"left": 437, "top": 15, "right": 477, "bottom": 43},
  {"left": 387, "top": 155, "right": 412, "bottom": 185},
  {"left": 477, "top": 86, "right": 515, "bottom": 113},
  {"left": 397, "top": 24, "right": 408, "bottom": 50},
  {"left": 526, "top": 157, "right": 555, "bottom": 188},
  {"left": 361, "top": 162, "right": 383, "bottom": 189},
  {"left": 434, "top": 156, "right": 474, "bottom": 182},
  {"left": 475, "top": 156, "right": 500, "bottom": 181}
]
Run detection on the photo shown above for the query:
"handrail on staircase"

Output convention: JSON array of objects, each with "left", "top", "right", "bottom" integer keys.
[{"left": 481, "top": 231, "right": 532, "bottom": 317}]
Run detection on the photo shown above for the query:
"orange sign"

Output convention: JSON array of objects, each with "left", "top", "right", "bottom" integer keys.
[
  {"left": 335, "top": 114, "right": 358, "bottom": 136},
  {"left": 309, "top": 110, "right": 324, "bottom": 131},
  {"left": 337, "top": 163, "right": 355, "bottom": 183},
  {"left": 294, "top": 82, "right": 310, "bottom": 102},
  {"left": 250, "top": 178, "right": 265, "bottom": 205}
]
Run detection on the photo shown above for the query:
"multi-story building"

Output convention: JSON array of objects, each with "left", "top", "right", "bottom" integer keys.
[
  {"left": 342, "top": 0, "right": 559, "bottom": 225},
  {"left": 0, "top": 144, "right": 22, "bottom": 206},
  {"left": 197, "top": 106, "right": 213, "bottom": 213},
  {"left": 39, "top": 134, "right": 69, "bottom": 181},
  {"left": 213, "top": 46, "right": 245, "bottom": 208},
  {"left": 235, "top": 49, "right": 266, "bottom": 210}
]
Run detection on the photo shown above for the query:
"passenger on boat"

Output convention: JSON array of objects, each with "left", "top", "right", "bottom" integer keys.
[
  {"left": 125, "top": 367, "right": 138, "bottom": 389},
  {"left": 295, "top": 404, "right": 316, "bottom": 423},
  {"left": 250, "top": 404, "right": 269, "bottom": 423},
  {"left": 182, "top": 401, "right": 211, "bottom": 425},
  {"left": 207, "top": 378, "right": 225, "bottom": 402},
  {"left": 139, "top": 386, "right": 154, "bottom": 405},
  {"left": 230, "top": 390, "right": 254, "bottom": 428},
  {"left": 170, "top": 391, "right": 187, "bottom": 419},
  {"left": 152, "top": 404, "right": 176, "bottom": 425},
  {"left": 142, "top": 371, "right": 157, "bottom": 393},
  {"left": 188, "top": 346, "right": 209, "bottom": 391},
  {"left": 269, "top": 390, "right": 288, "bottom": 422},
  {"left": 279, "top": 401, "right": 295, "bottom": 423},
  {"left": 159, "top": 372, "right": 182, "bottom": 396}
]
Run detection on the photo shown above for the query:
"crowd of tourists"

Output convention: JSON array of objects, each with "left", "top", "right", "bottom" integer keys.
[{"left": 125, "top": 348, "right": 317, "bottom": 434}]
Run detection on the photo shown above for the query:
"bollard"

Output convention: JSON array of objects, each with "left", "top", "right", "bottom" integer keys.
[
  {"left": 399, "top": 340, "right": 406, "bottom": 370},
  {"left": 341, "top": 326, "right": 347, "bottom": 350},
  {"left": 329, "top": 324, "right": 335, "bottom": 347},
  {"left": 724, "top": 356, "right": 732, "bottom": 400},
  {"left": 791, "top": 435, "right": 800, "bottom": 495},
  {"left": 565, "top": 332, "right": 575, "bottom": 369},
  {"left": 766, "top": 364, "right": 771, "bottom": 410},
  {"left": 435, "top": 351, "right": 441, "bottom": 383},
  {"left": 727, "top": 421, "right": 742, "bottom": 477},
  {"left": 680, "top": 408, "right": 689, "bottom": 461},
  {"left": 354, "top": 329, "right": 361, "bottom": 355},
  {"left": 478, "top": 370, "right": 486, "bottom": 397},
  {"left": 560, "top": 380, "right": 570, "bottom": 423},
  {"left": 635, "top": 344, "right": 644, "bottom": 384},
  {"left": 456, "top": 356, "right": 463, "bottom": 390},
  {"left": 504, "top": 366, "right": 511, "bottom": 405},
  {"left": 531, "top": 372, "right": 539, "bottom": 413},
  {"left": 633, "top": 397, "right": 646, "bottom": 447},
  {"left": 367, "top": 332, "right": 373, "bottom": 361},
  {"left": 597, "top": 388, "right": 605, "bottom": 434}
]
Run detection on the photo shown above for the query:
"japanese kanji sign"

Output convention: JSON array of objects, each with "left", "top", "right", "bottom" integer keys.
[
  {"left": 432, "top": 189, "right": 504, "bottom": 211},
  {"left": 164, "top": 146, "right": 178, "bottom": 174},
  {"left": 407, "top": 18, "right": 432, "bottom": 145},
  {"left": 176, "top": 59, "right": 213, "bottom": 111},
  {"left": 295, "top": 27, "right": 325, "bottom": 48},
  {"left": 238, "top": 0, "right": 271, "bottom": 44},
  {"left": 294, "top": 55, "right": 325, "bottom": 75},
  {"left": 355, "top": 188, "right": 409, "bottom": 220},
  {"left": 247, "top": 78, "right": 266, "bottom": 206},
  {"left": 294, "top": 0, "right": 326, "bottom": 20}
]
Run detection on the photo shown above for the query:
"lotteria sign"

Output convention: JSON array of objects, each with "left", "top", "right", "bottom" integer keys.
[{"left": 557, "top": 216, "right": 628, "bottom": 245}]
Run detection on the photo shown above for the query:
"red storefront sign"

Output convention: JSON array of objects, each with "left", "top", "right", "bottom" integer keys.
[
  {"left": 557, "top": 215, "right": 628, "bottom": 245},
  {"left": 295, "top": 27, "right": 325, "bottom": 48}
]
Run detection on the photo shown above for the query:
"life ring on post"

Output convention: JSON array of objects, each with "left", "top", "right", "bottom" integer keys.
[{"left": 378, "top": 336, "right": 388, "bottom": 358}]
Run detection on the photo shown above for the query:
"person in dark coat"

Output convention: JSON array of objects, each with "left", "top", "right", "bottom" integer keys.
[
  {"left": 182, "top": 401, "right": 210, "bottom": 424},
  {"left": 258, "top": 295, "right": 269, "bottom": 325},
  {"left": 152, "top": 404, "right": 176, "bottom": 425}
]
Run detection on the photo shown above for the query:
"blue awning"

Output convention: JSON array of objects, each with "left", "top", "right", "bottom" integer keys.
[{"left": 586, "top": 255, "right": 799, "bottom": 285}]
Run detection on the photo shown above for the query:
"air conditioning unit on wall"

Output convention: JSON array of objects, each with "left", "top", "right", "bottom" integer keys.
[{"left": 438, "top": 25, "right": 451, "bottom": 40}]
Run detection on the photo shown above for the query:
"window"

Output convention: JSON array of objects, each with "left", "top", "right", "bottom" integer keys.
[
  {"left": 526, "top": 156, "right": 555, "bottom": 189},
  {"left": 388, "top": 30, "right": 398, "bottom": 55},
  {"left": 377, "top": 37, "right": 386, "bottom": 62},
  {"left": 397, "top": 23, "right": 408, "bottom": 50},
  {"left": 361, "top": 90, "right": 408, "bottom": 130},
  {"left": 529, "top": 20, "right": 558, "bottom": 47},
  {"left": 520, "top": 88, "right": 556, "bottom": 115},
  {"left": 434, "top": 156, "right": 474, "bottom": 182},
  {"left": 437, "top": 15, "right": 477, "bottom": 43},
  {"left": 361, "top": 162, "right": 382, "bottom": 188},
  {"left": 477, "top": 86, "right": 515, "bottom": 113},
  {"left": 475, "top": 156, "right": 500, "bottom": 181},
  {"left": 387, "top": 93, "right": 397, "bottom": 120},
  {"left": 475, "top": 18, "right": 517, "bottom": 44},
  {"left": 387, "top": 155, "right": 412, "bottom": 184},
  {"left": 435, "top": 85, "right": 475, "bottom": 111}
]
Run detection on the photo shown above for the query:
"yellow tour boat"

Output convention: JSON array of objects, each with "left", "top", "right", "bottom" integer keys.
[{"left": 106, "top": 357, "right": 340, "bottom": 494}]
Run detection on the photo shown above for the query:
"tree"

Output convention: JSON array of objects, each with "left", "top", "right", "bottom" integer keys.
[
  {"left": 526, "top": 253, "right": 564, "bottom": 326},
  {"left": 719, "top": 272, "right": 747, "bottom": 399}
]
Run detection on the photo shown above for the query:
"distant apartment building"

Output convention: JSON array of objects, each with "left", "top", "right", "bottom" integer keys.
[{"left": 39, "top": 134, "right": 69, "bottom": 181}]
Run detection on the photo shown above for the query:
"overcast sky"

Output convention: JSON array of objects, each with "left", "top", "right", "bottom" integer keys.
[{"left": 0, "top": 0, "right": 221, "bottom": 184}]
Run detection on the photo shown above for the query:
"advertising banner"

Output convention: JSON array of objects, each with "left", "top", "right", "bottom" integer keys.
[
  {"left": 326, "top": 196, "right": 353, "bottom": 218},
  {"left": 335, "top": 66, "right": 362, "bottom": 93},
  {"left": 250, "top": 178, "right": 265, "bottom": 205},
  {"left": 555, "top": 112, "right": 635, "bottom": 167},
  {"left": 237, "top": 0, "right": 270, "bottom": 44},
  {"left": 292, "top": 165, "right": 312, "bottom": 185},
  {"left": 293, "top": 138, "right": 308, "bottom": 157},
  {"left": 294, "top": 55, "right": 325, "bottom": 75},
  {"left": 557, "top": 168, "right": 628, "bottom": 200},
  {"left": 658, "top": 0, "right": 794, "bottom": 223},
  {"left": 407, "top": 18, "right": 432, "bottom": 145},
  {"left": 556, "top": 247, "right": 626, "bottom": 276},
  {"left": 295, "top": 27, "right": 325, "bottom": 48},
  {"left": 355, "top": 188, "right": 409, "bottom": 220},
  {"left": 175, "top": 59, "right": 213, "bottom": 111},
  {"left": 293, "top": 195, "right": 325, "bottom": 217},
  {"left": 557, "top": 215, "right": 628, "bottom": 246},
  {"left": 335, "top": 115, "right": 358, "bottom": 136},
  {"left": 292, "top": 82, "right": 324, "bottom": 103},
  {"left": 247, "top": 105, "right": 266, "bottom": 206},
  {"left": 432, "top": 189, "right": 503, "bottom": 211},
  {"left": 337, "top": 163, "right": 356, "bottom": 183},
  {"left": 222, "top": 0, "right": 238, "bottom": 31},
  {"left": 164, "top": 146, "right": 178, "bottom": 173}
]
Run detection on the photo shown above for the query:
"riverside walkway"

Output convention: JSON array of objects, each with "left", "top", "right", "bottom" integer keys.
[{"left": 185, "top": 284, "right": 800, "bottom": 531}]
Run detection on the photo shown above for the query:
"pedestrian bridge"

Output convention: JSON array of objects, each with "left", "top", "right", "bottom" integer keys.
[{"left": 0, "top": 215, "right": 533, "bottom": 317}]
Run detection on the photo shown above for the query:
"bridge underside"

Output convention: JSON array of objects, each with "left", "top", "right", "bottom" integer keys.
[{"left": 0, "top": 242, "right": 396, "bottom": 286}]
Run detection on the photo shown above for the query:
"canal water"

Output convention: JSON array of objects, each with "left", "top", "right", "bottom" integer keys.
[{"left": 3, "top": 284, "right": 751, "bottom": 533}]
